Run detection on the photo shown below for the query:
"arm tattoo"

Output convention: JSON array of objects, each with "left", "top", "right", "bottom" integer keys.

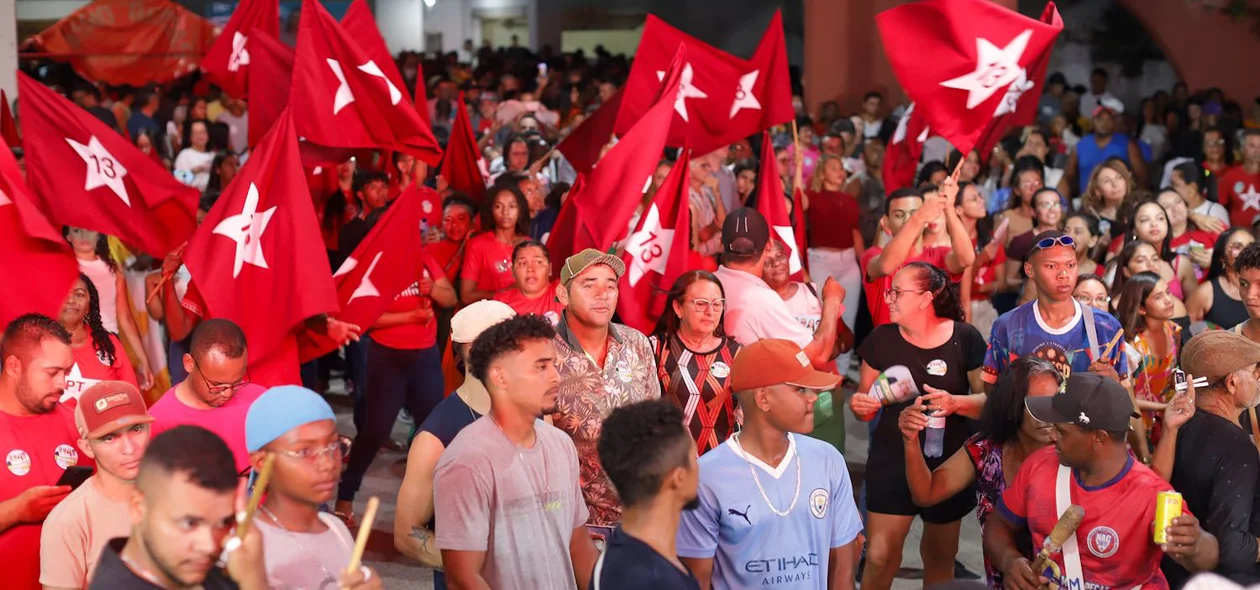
[{"left": 409, "top": 526, "right": 436, "bottom": 554}]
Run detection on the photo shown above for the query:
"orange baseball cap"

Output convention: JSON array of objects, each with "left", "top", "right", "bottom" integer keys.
[
  {"left": 730, "top": 339, "right": 840, "bottom": 392},
  {"left": 75, "top": 381, "right": 154, "bottom": 440}
]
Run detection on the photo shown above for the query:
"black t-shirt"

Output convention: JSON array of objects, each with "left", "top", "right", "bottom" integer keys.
[
  {"left": 856, "top": 322, "right": 986, "bottom": 482},
  {"left": 593, "top": 527, "right": 701, "bottom": 590},
  {"left": 418, "top": 391, "right": 481, "bottom": 447},
  {"left": 89, "top": 537, "right": 238, "bottom": 589},
  {"left": 1163, "top": 412, "right": 1260, "bottom": 587}
]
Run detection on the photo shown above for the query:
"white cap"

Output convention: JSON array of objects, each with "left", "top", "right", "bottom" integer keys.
[{"left": 451, "top": 300, "right": 517, "bottom": 343}]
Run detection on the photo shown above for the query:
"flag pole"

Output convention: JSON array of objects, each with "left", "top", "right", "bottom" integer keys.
[{"left": 791, "top": 119, "right": 804, "bottom": 191}]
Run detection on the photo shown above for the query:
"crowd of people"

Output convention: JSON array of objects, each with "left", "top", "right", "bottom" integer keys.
[{"left": 4, "top": 25, "right": 1260, "bottom": 590}]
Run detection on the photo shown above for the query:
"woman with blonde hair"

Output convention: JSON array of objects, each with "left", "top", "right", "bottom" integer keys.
[
  {"left": 803, "top": 154, "right": 863, "bottom": 373},
  {"left": 1079, "top": 158, "right": 1141, "bottom": 247}
]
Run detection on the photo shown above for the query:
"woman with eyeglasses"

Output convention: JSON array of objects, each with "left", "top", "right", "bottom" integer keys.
[
  {"left": 57, "top": 274, "right": 139, "bottom": 401},
  {"left": 1187, "top": 228, "right": 1255, "bottom": 330},
  {"left": 900, "top": 356, "right": 1062, "bottom": 588},
  {"left": 649, "top": 271, "right": 742, "bottom": 455},
  {"left": 1116, "top": 272, "right": 1182, "bottom": 449},
  {"left": 1113, "top": 199, "right": 1198, "bottom": 302},
  {"left": 65, "top": 227, "right": 154, "bottom": 391},
  {"left": 1004, "top": 188, "right": 1065, "bottom": 305},
  {"left": 849, "top": 262, "right": 986, "bottom": 590},
  {"left": 493, "top": 240, "right": 565, "bottom": 325},
  {"left": 1074, "top": 274, "right": 1112, "bottom": 312}
]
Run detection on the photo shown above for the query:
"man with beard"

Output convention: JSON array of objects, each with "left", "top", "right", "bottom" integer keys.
[
  {"left": 0, "top": 314, "right": 86, "bottom": 590},
  {"left": 42, "top": 381, "right": 153, "bottom": 590},
  {"left": 87, "top": 425, "right": 267, "bottom": 590},
  {"left": 245, "top": 386, "right": 383, "bottom": 589},
  {"left": 986, "top": 373, "right": 1218, "bottom": 590},
  {"left": 550, "top": 249, "right": 660, "bottom": 544},
  {"left": 1161, "top": 331, "right": 1260, "bottom": 586},
  {"left": 434, "top": 314, "right": 599, "bottom": 590},
  {"left": 677, "top": 339, "right": 862, "bottom": 590},
  {"left": 148, "top": 319, "right": 264, "bottom": 475},
  {"left": 594, "top": 400, "right": 702, "bottom": 589}
]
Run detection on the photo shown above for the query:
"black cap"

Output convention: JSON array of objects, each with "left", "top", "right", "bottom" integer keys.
[
  {"left": 1026, "top": 372, "right": 1137, "bottom": 433},
  {"left": 722, "top": 207, "right": 770, "bottom": 256}
]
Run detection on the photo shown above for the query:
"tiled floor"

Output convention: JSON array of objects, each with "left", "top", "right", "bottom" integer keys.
[{"left": 336, "top": 388, "right": 985, "bottom": 589}]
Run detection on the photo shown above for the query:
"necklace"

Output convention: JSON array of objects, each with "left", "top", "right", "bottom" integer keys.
[
  {"left": 258, "top": 505, "right": 344, "bottom": 585},
  {"left": 732, "top": 433, "right": 801, "bottom": 517}
]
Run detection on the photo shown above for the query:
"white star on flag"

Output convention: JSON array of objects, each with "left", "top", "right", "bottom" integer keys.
[
  {"left": 773, "top": 225, "right": 803, "bottom": 274},
  {"left": 892, "top": 104, "right": 914, "bottom": 144},
  {"left": 939, "top": 29, "right": 1033, "bottom": 110},
  {"left": 1242, "top": 184, "right": 1260, "bottom": 212},
  {"left": 327, "top": 59, "right": 355, "bottom": 114},
  {"left": 213, "top": 182, "right": 277, "bottom": 278},
  {"left": 0, "top": 189, "right": 10, "bottom": 207},
  {"left": 345, "top": 252, "right": 384, "bottom": 303},
  {"left": 729, "top": 70, "right": 761, "bottom": 119},
  {"left": 357, "top": 61, "right": 403, "bottom": 105},
  {"left": 993, "top": 68, "right": 1034, "bottom": 117},
  {"left": 656, "top": 63, "right": 708, "bottom": 122},
  {"left": 228, "top": 32, "right": 250, "bottom": 72},
  {"left": 66, "top": 136, "right": 130, "bottom": 206},
  {"left": 624, "top": 204, "right": 673, "bottom": 287}
]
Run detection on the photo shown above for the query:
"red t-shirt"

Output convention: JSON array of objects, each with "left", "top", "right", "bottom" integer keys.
[
  {"left": 998, "top": 447, "right": 1183, "bottom": 590},
  {"left": 805, "top": 190, "right": 861, "bottom": 249},
  {"left": 371, "top": 250, "right": 446, "bottom": 350},
  {"left": 460, "top": 233, "right": 517, "bottom": 294},
  {"left": 495, "top": 283, "right": 566, "bottom": 325},
  {"left": 0, "top": 403, "right": 95, "bottom": 590},
  {"left": 429, "top": 239, "right": 465, "bottom": 281},
  {"left": 859, "top": 245, "right": 954, "bottom": 327},
  {"left": 971, "top": 244, "right": 1006, "bottom": 302},
  {"left": 63, "top": 334, "right": 137, "bottom": 402},
  {"left": 1217, "top": 165, "right": 1260, "bottom": 229}
]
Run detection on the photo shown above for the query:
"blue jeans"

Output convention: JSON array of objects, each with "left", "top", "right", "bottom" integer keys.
[{"left": 337, "top": 341, "right": 444, "bottom": 502}]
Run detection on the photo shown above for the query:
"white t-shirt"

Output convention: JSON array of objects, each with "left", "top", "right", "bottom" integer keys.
[
  {"left": 714, "top": 266, "right": 814, "bottom": 348},
  {"left": 257, "top": 512, "right": 355, "bottom": 590},
  {"left": 782, "top": 282, "right": 823, "bottom": 332},
  {"left": 173, "top": 148, "right": 216, "bottom": 191},
  {"left": 217, "top": 111, "right": 249, "bottom": 154}
]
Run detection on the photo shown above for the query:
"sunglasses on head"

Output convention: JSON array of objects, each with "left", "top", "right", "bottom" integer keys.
[{"left": 1031, "top": 235, "right": 1076, "bottom": 254}]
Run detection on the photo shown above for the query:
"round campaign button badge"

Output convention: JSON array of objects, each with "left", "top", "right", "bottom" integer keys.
[
  {"left": 926, "top": 359, "right": 948, "bottom": 377},
  {"left": 616, "top": 360, "right": 633, "bottom": 383},
  {"left": 6, "top": 450, "right": 31, "bottom": 476},
  {"left": 54, "top": 444, "right": 79, "bottom": 470},
  {"left": 710, "top": 362, "right": 731, "bottom": 379},
  {"left": 422, "top": 200, "right": 434, "bottom": 214}
]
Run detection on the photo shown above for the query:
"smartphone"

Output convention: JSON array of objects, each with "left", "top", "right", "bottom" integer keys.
[
  {"left": 1174, "top": 369, "right": 1187, "bottom": 394},
  {"left": 537, "top": 62, "right": 548, "bottom": 77},
  {"left": 56, "top": 466, "right": 93, "bottom": 491}
]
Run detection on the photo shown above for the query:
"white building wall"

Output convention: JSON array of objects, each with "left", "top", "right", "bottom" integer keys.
[{"left": 376, "top": 0, "right": 425, "bottom": 53}]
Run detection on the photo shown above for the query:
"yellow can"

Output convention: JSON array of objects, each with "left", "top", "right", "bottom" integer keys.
[{"left": 1154, "top": 490, "right": 1183, "bottom": 545}]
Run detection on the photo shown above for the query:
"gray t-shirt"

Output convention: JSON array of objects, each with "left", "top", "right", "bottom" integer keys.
[
  {"left": 257, "top": 512, "right": 355, "bottom": 590},
  {"left": 434, "top": 416, "right": 588, "bottom": 590}
]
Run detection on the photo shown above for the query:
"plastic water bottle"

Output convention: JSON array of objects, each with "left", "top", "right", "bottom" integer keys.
[{"left": 924, "top": 410, "right": 946, "bottom": 458}]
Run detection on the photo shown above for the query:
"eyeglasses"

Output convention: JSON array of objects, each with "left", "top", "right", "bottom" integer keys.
[
  {"left": 275, "top": 440, "right": 350, "bottom": 464},
  {"left": 1035, "top": 201, "right": 1062, "bottom": 211},
  {"left": 1074, "top": 294, "right": 1111, "bottom": 307},
  {"left": 884, "top": 288, "right": 927, "bottom": 303},
  {"left": 193, "top": 359, "right": 252, "bottom": 396},
  {"left": 1030, "top": 235, "right": 1076, "bottom": 254},
  {"left": 686, "top": 298, "right": 725, "bottom": 312}
]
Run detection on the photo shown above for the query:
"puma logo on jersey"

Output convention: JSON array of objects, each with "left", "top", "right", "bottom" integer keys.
[{"left": 728, "top": 505, "right": 752, "bottom": 525}]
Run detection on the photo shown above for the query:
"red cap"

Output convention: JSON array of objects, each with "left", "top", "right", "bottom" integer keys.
[
  {"left": 75, "top": 381, "right": 153, "bottom": 439},
  {"left": 730, "top": 339, "right": 840, "bottom": 391}
]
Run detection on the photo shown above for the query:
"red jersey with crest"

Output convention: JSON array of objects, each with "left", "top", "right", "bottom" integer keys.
[
  {"left": 998, "top": 447, "right": 1185, "bottom": 590},
  {"left": 1218, "top": 165, "right": 1260, "bottom": 230}
]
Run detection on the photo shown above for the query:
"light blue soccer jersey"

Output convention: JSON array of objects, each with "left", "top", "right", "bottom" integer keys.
[{"left": 677, "top": 434, "right": 862, "bottom": 589}]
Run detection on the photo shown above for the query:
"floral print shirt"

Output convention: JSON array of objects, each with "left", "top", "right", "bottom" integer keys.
[
  {"left": 551, "top": 314, "right": 661, "bottom": 527},
  {"left": 965, "top": 434, "right": 1006, "bottom": 589}
]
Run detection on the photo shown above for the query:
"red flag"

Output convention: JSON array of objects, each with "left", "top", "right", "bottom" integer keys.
[
  {"left": 19, "top": 73, "right": 197, "bottom": 257},
  {"left": 412, "top": 64, "right": 431, "bottom": 127},
  {"left": 548, "top": 47, "right": 684, "bottom": 275},
  {"left": 618, "top": 146, "right": 692, "bottom": 333},
  {"left": 755, "top": 131, "right": 806, "bottom": 281},
  {"left": 300, "top": 188, "right": 425, "bottom": 361},
  {"left": 247, "top": 31, "right": 294, "bottom": 148},
  {"left": 881, "top": 103, "right": 931, "bottom": 193},
  {"left": 615, "top": 12, "right": 793, "bottom": 154},
  {"left": 290, "top": 0, "right": 442, "bottom": 167},
  {"left": 183, "top": 110, "right": 338, "bottom": 374},
  {"left": 340, "top": 0, "right": 411, "bottom": 104},
  {"left": 877, "top": 0, "right": 1063, "bottom": 154},
  {"left": 441, "top": 92, "right": 488, "bottom": 202},
  {"left": 556, "top": 89, "right": 621, "bottom": 175},
  {"left": 0, "top": 141, "right": 77, "bottom": 328},
  {"left": 1, "top": 91, "right": 20, "bottom": 148},
  {"left": 201, "top": 0, "right": 279, "bottom": 98}
]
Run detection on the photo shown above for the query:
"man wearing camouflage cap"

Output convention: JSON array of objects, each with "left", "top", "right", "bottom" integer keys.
[{"left": 551, "top": 248, "right": 661, "bottom": 547}]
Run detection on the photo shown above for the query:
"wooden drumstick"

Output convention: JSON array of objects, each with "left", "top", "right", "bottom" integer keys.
[
  {"left": 1029, "top": 505, "right": 1085, "bottom": 579},
  {"left": 237, "top": 453, "right": 275, "bottom": 540},
  {"left": 345, "top": 496, "right": 380, "bottom": 575}
]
